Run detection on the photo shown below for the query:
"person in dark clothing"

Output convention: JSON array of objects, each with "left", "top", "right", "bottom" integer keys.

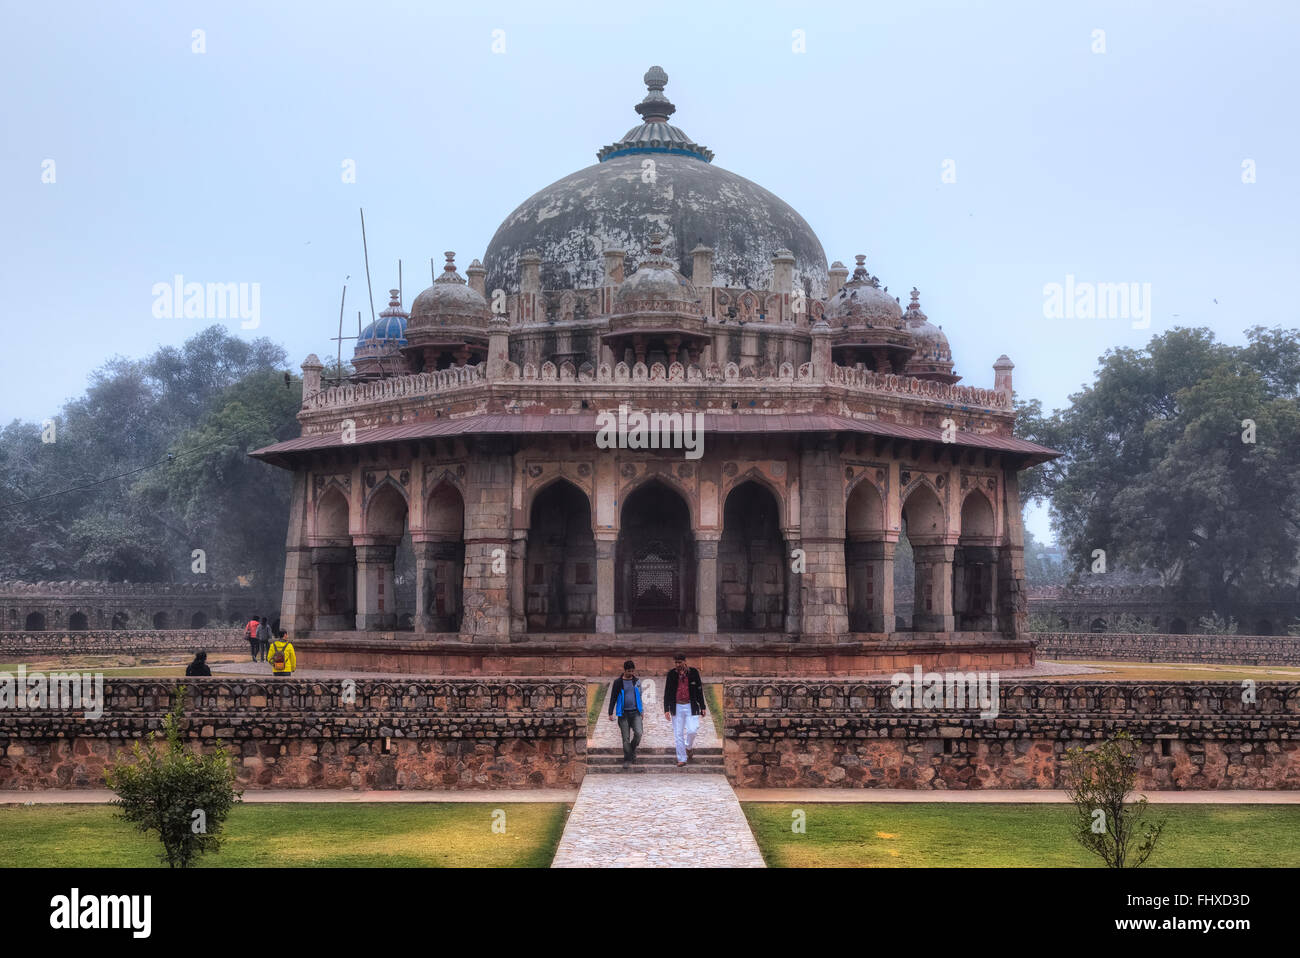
[
  {"left": 663, "top": 653, "right": 706, "bottom": 766},
  {"left": 606, "top": 660, "right": 644, "bottom": 763},
  {"left": 256, "top": 616, "right": 271, "bottom": 663},
  {"left": 185, "top": 650, "right": 211, "bottom": 676}
]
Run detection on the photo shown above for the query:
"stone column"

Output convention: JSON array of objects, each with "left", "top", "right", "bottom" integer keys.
[
  {"left": 846, "top": 538, "right": 894, "bottom": 633},
  {"left": 999, "top": 466, "right": 1028, "bottom": 638},
  {"left": 595, "top": 534, "right": 617, "bottom": 634},
  {"left": 280, "top": 471, "right": 314, "bottom": 634},
  {"left": 798, "top": 435, "right": 849, "bottom": 637},
  {"left": 509, "top": 531, "right": 528, "bottom": 634},
  {"left": 460, "top": 437, "right": 513, "bottom": 640},
  {"left": 695, "top": 535, "right": 719, "bottom": 635},
  {"left": 911, "top": 544, "right": 955, "bottom": 632},
  {"left": 355, "top": 543, "right": 397, "bottom": 631},
  {"left": 311, "top": 546, "right": 354, "bottom": 631},
  {"left": 783, "top": 535, "right": 802, "bottom": 635},
  {"left": 414, "top": 537, "right": 461, "bottom": 633}
]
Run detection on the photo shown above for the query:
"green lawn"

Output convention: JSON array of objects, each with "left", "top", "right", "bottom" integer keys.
[
  {"left": 0, "top": 802, "right": 568, "bottom": 868},
  {"left": 588, "top": 681, "right": 606, "bottom": 728},
  {"left": 743, "top": 802, "right": 1300, "bottom": 867}
]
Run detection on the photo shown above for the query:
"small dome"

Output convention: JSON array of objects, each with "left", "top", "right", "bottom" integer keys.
[
  {"left": 613, "top": 234, "right": 701, "bottom": 315},
  {"left": 408, "top": 252, "right": 491, "bottom": 332},
  {"left": 826, "top": 255, "right": 903, "bottom": 328},
  {"left": 904, "top": 287, "right": 952, "bottom": 363},
  {"left": 355, "top": 290, "right": 408, "bottom": 357}
]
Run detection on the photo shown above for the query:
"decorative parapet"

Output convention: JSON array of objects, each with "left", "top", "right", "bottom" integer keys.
[
  {"left": 0, "top": 580, "right": 254, "bottom": 597},
  {"left": 302, "top": 359, "right": 1011, "bottom": 413}
]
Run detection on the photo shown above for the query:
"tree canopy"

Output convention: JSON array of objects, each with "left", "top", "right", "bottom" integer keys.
[
  {"left": 1015, "top": 326, "right": 1300, "bottom": 613},
  {"left": 0, "top": 327, "right": 298, "bottom": 587}
]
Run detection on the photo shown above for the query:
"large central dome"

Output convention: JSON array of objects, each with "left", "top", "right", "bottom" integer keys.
[{"left": 484, "top": 67, "right": 829, "bottom": 299}]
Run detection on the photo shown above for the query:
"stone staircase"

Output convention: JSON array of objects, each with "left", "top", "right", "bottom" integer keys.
[{"left": 586, "top": 745, "right": 724, "bottom": 774}]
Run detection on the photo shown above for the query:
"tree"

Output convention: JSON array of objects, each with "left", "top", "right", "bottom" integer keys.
[
  {"left": 104, "top": 687, "right": 242, "bottom": 868},
  {"left": 1064, "top": 732, "right": 1166, "bottom": 868},
  {"left": 1024, "top": 326, "right": 1300, "bottom": 612}
]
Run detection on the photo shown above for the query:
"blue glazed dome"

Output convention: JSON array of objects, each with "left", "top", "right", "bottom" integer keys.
[{"left": 355, "top": 289, "right": 408, "bottom": 358}]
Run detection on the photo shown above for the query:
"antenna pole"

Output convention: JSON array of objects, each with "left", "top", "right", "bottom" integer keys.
[
  {"left": 335, "top": 283, "right": 347, "bottom": 381},
  {"left": 360, "top": 208, "right": 377, "bottom": 325},
  {"left": 398, "top": 259, "right": 403, "bottom": 305}
]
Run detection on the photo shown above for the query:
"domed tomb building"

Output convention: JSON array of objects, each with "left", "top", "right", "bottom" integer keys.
[{"left": 251, "top": 67, "right": 1059, "bottom": 676}]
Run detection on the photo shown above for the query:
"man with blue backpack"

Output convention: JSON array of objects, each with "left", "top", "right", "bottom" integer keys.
[{"left": 606, "top": 660, "right": 644, "bottom": 764}]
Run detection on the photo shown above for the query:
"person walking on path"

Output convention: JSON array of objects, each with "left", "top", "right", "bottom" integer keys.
[
  {"left": 256, "top": 616, "right": 272, "bottom": 663},
  {"left": 663, "top": 653, "right": 706, "bottom": 767},
  {"left": 266, "top": 629, "right": 296, "bottom": 677},
  {"left": 606, "top": 660, "right": 644, "bottom": 763},
  {"left": 185, "top": 650, "right": 211, "bottom": 676},
  {"left": 244, "top": 616, "right": 260, "bottom": 661}
]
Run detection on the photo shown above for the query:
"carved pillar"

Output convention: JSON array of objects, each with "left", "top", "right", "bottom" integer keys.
[
  {"left": 911, "top": 543, "right": 955, "bottom": 632},
  {"left": 509, "top": 531, "right": 528, "bottom": 634},
  {"left": 846, "top": 538, "right": 894, "bottom": 633},
  {"left": 999, "top": 466, "right": 1028, "bottom": 639},
  {"left": 695, "top": 535, "right": 719, "bottom": 635},
  {"left": 460, "top": 437, "right": 513, "bottom": 640},
  {"left": 311, "top": 545, "right": 355, "bottom": 631},
  {"left": 280, "top": 470, "right": 314, "bottom": 634},
  {"left": 595, "top": 534, "right": 617, "bottom": 634},
  {"left": 798, "top": 435, "right": 848, "bottom": 637},
  {"left": 354, "top": 542, "right": 397, "bottom": 631},
  {"left": 783, "top": 535, "right": 802, "bottom": 635}
]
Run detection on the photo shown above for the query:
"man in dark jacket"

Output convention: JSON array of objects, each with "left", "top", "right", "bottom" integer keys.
[
  {"left": 663, "top": 653, "right": 706, "bottom": 766},
  {"left": 607, "top": 660, "right": 644, "bottom": 763},
  {"left": 185, "top": 650, "right": 211, "bottom": 676},
  {"left": 255, "top": 616, "right": 272, "bottom": 663}
]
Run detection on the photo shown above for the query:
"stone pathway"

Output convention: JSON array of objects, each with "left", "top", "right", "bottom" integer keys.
[
  {"left": 551, "top": 774, "right": 765, "bottom": 867},
  {"left": 551, "top": 692, "right": 763, "bottom": 866}
]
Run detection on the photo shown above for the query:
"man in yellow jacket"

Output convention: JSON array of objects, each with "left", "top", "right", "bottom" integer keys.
[{"left": 266, "top": 630, "right": 297, "bottom": 677}]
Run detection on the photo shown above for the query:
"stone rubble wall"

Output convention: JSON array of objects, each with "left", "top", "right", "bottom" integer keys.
[
  {"left": 1034, "top": 632, "right": 1300, "bottom": 665},
  {"left": 724, "top": 680, "right": 1300, "bottom": 790},
  {"left": 0, "top": 678, "right": 586, "bottom": 790},
  {"left": 0, "top": 629, "right": 246, "bottom": 656}
]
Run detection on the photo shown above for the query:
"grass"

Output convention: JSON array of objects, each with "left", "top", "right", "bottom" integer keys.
[
  {"left": 705, "top": 683, "right": 724, "bottom": 736},
  {"left": 743, "top": 802, "right": 1300, "bottom": 867},
  {"left": 0, "top": 802, "right": 569, "bottom": 868},
  {"left": 1037, "top": 659, "right": 1300, "bottom": 681},
  {"left": 588, "top": 681, "right": 606, "bottom": 728}
]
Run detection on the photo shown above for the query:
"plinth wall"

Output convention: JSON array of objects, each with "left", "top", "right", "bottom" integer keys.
[
  {"left": 0, "top": 678, "right": 585, "bottom": 790},
  {"left": 724, "top": 680, "right": 1300, "bottom": 789},
  {"left": 290, "top": 631, "right": 1035, "bottom": 677}
]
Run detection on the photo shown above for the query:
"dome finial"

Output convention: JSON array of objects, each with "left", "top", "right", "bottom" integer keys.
[
  {"left": 636, "top": 65, "right": 675, "bottom": 121},
  {"left": 435, "top": 251, "right": 466, "bottom": 285}
]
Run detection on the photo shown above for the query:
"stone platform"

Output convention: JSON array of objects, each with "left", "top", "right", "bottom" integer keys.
[{"left": 290, "top": 631, "right": 1035, "bottom": 677}]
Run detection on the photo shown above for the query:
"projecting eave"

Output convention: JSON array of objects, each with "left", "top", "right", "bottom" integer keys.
[{"left": 248, "top": 413, "right": 1061, "bottom": 469}]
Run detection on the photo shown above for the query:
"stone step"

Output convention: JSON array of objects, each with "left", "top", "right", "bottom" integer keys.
[
  {"left": 584, "top": 765, "right": 729, "bottom": 775},
  {"left": 588, "top": 755, "right": 723, "bottom": 767},
  {"left": 588, "top": 746, "right": 722, "bottom": 756}
]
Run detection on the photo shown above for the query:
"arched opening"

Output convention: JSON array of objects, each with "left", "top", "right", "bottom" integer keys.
[
  {"left": 358, "top": 481, "right": 412, "bottom": 630},
  {"left": 313, "top": 485, "right": 357, "bottom": 631},
  {"left": 954, "top": 491, "right": 998, "bottom": 631},
  {"left": 718, "top": 481, "right": 787, "bottom": 631},
  {"left": 111, "top": 611, "right": 128, "bottom": 630},
  {"left": 845, "top": 480, "right": 890, "bottom": 632},
  {"left": 616, "top": 481, "right": 695, "bottom": 631},
  {"left": 1058, "top": 617, "right": 1070, "bottom": 632},
  {"left": 525, "top": 481, "right": 596, "bottom": 632},
  {"left": 1169, "top": 617, "right": 1188, "bottom": 635},
  {"left": 901, "top": 483, "right": 949, "bottom": 631},
  {"left": 420, "top": 482, "right": 466, "bottom": 632},
  {"left": 1089, "top": 617, "right": 1107, "bottom": 633},
  {"left": 25, "top": 611, "right": 45, "bottom": 631},
  {"left": 68, "top": 611, "right": 89, "bottom": 631},
  {"left": 190, "top": 612, "right": 208, "bottom": 629},
  {"left": 1255, "top": 619, "right": 1273, "bottom": 636},
  {"left": 152, "top": 611, "right": 170, "bottom": 629}
]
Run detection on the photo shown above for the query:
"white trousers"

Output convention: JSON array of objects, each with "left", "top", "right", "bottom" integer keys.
[{"left": 672, "top": 703, "right": 700, "bottom": 763}]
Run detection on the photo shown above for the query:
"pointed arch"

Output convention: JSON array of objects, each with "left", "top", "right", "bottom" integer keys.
[
  {"left": 719, "top": 480, "right": 787, "bottom": 631},
  {"left": 901, "top": 480, "right": 946, "bottom": 542},
  {"left": 525, "top": 478, "right": 596, "bottom": 632}
]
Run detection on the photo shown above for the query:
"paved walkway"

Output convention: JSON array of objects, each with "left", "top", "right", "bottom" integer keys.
[
  {"left": 550, "top": 693, "right": 763, "bottom": 867},
  {"left": 734, "top": 788, "right": 1300, "bottom": 804},
  {"left": 0, "top": 789, "right": 578, "bottom": 804},
  {"left": 551, "top": 774, "right": 765, "bottom": 867}
]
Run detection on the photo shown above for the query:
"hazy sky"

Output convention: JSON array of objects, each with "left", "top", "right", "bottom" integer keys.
[{"left": 2, "top": 0, "right": 1296, "bottom": 543}]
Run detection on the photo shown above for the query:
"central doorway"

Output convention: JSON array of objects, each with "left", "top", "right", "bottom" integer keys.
[{"left": 616, "top": 481, "right": 695, "bottom": 631}]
